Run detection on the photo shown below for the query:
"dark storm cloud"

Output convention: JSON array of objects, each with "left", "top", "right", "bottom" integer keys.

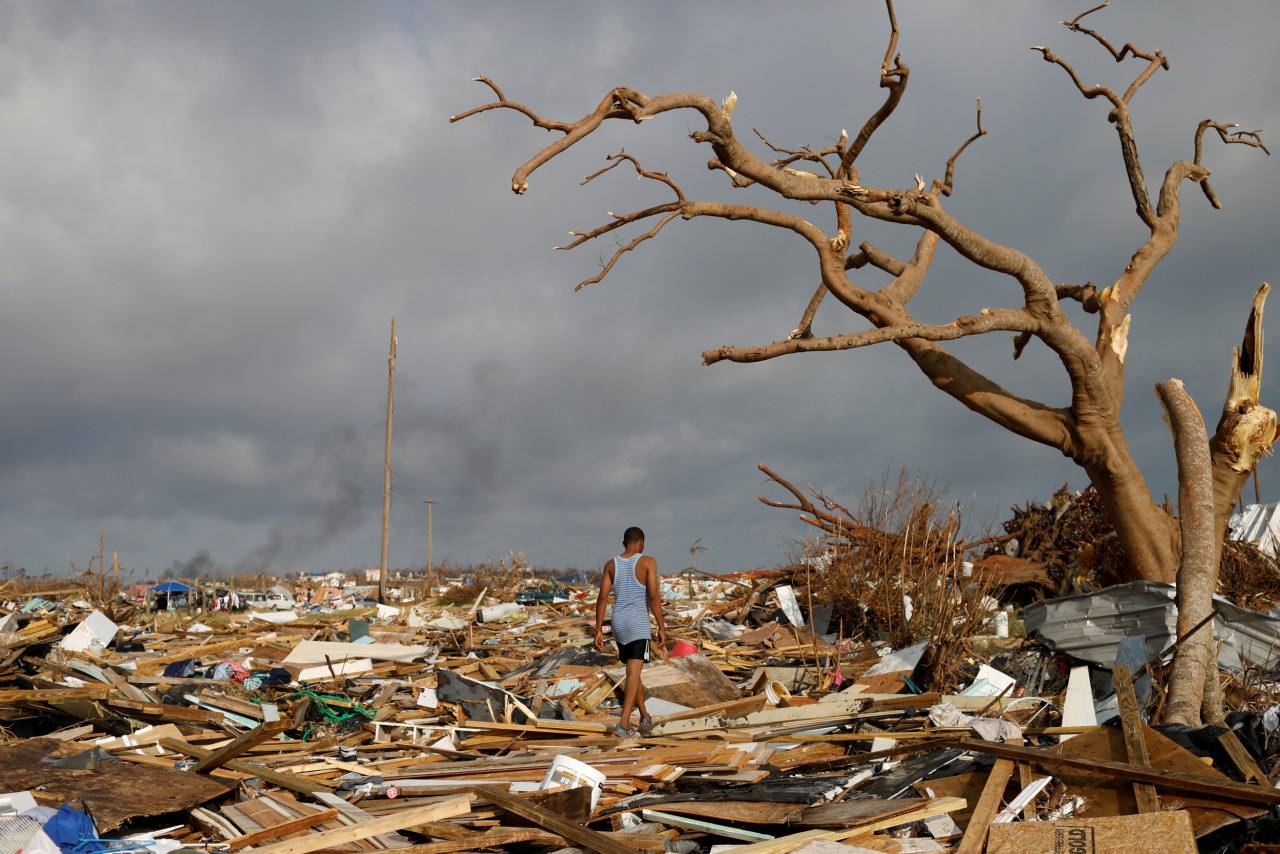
[{"left": 1, "top": 2, "right": 1278, "bottom": 576}]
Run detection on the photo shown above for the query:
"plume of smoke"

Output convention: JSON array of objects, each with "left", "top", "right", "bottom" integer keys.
[
  {"left": 167, "top": 549, "right": 226, "bottom": 579},
  {"left": 234, "top": 478, "right": 367, "bottom": 575}
]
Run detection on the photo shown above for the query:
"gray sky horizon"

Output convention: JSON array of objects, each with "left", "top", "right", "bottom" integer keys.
[{"left": 2, "top": 1, "right": 1278, "bottom": 580}]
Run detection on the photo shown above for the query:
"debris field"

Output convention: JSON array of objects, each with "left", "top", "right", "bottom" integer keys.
[{"left": 2, "top": 538, "right": 1280, "bottom": 854}]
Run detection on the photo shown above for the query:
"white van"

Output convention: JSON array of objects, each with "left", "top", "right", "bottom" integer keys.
[{"left": 241, "top": 591, "right": 296, "bottom": 611}]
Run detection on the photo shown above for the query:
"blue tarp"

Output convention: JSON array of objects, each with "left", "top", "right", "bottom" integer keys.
[
  {"left": 42, "top": 804, "right": 100, "bottom": 854},
  {"left": 147, "top": 580, "right": 192, "bottom": 593}
]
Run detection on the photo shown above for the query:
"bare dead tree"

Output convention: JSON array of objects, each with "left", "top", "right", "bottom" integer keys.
[{"left": 454, "top": 2, "right": 1276, "bottom": 584}]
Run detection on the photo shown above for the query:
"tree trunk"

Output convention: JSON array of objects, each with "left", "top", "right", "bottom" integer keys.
[
  {"left": 1077, "top": 434, "right": 1179, "bottom": 583},
  {"left": 1084, "top": 287, "right": 1275, "bottom": 592},
  {"left": 1202, "top": 664, "right": 1225, "bottom": 728},
  {"left": 1157, "top": 379, "right": 1219, "bottom": 728}
]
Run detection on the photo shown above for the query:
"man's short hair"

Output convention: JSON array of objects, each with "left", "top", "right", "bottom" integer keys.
[{"left": 623, "top": 526, "right": 645, "bottom": 546}]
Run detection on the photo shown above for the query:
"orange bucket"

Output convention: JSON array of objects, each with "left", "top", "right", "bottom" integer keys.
[{"left": 669, "top": 639, "right": 698, "bottom": 657}]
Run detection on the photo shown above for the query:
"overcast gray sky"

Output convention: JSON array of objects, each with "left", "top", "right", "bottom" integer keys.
[{"left": 2, "top": 2, "right": 1278, "bottom": 580}]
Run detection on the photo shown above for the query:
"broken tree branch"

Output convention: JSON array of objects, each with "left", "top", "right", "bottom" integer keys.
[
  {"left": 703, "top": 307, "right": 1038, "bottom": 365},
  {"left": 1155, "top": 378, "right": 1218, "bottom": 727}
]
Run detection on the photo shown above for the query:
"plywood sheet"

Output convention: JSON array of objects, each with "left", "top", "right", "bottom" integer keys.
[
  {"left": 0, "top": 737, "right": 232, "bottom": 830},
  {"left": 987, "top": 809, "right": 1196, "bottom": 854}
]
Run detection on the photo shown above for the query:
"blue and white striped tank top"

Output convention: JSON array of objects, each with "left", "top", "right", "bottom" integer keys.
[{"left": 610, "top": 553, "right": 651, "bottom": 644}]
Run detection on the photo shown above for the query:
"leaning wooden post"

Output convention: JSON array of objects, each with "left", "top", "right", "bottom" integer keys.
[{"left": 379, "top": 317, "right": 397, "bottom": 606}]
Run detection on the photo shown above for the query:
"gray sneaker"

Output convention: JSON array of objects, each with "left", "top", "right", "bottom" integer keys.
[{"left": 613, "top": 723, "right": 639, "bottom": 738}]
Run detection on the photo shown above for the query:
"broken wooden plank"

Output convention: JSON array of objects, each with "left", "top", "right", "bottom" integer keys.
[
  {"left": 363, "top": 829, "right": 543, "bottom": 854},
  {"left": 97, "top": 665, "right": 155, "bottom": 703},
  {"left": 397, "top": 821, "right": 480, "bottom": 842},
  {"left": 455, "top": 719, "right": 608, "bottom": 737},
  {"left": 1114, "top": 664, "right": 1160, "bottom": 814},
  {"left": 685, "top": 829, "right": 831, "bottom": 854},
  {"left": 224, "top": 808, "right": 340, "bottom": 850},
  {"left": 942, "top": 736, "right": 1280, "bottom": 806},
  {"left": 956, "top": 758, "right": 1014, "bottom": 854},
  {"left": 123, "top": 675, "right": 241, "bottom": 687},
  {"left": 241, "top": 794, "right": 472, "bottom": 854},
  {"left": 196, "top": 689, "right": 268, "bottom": 721},
  {"left": 470, "top": 784, "right": 642, "bottom": 854},
  {"left": 158, "top": 738, "right": 335, "bottom": 794},
  {"left": 1217, "top": 728, "right": 1269, "bottom": 785},
  {"left": 94, "top": 723, "right": 185, "bottom": 753},
  {"left": 134, "top": 638, "right": 254, "bottom": 672},
  {"left": 105, "top": 697, "right": 225, "bottom": 724},
  {"left": 835, "top": 798, "right": 965, "bottom": 838},
  {"left": 683, "top": 798, "right": 964, "bottom": 854},
  {"left": 650, "top": 694, "right": 768, "bottom": 725},
  {"left": 651, "top": 693, "right": 867, "bottom": 736},
  {"left": 794, "top": 798, "right": 934, "bottom": 829},
  {"left": 311, "top": 791, "right": 414, "bottom": 849},
  {"left": 640, "top": 809, "right": 773, "bottom": 842},
  {"left": 0, "top": 686, "right": 115, "bottom": 703},
  {"left": 641, "top": 800, "right": 800, "bottom": 825},
  {"left": 195, "top": 720, "right": 292, "bottom": 773}
]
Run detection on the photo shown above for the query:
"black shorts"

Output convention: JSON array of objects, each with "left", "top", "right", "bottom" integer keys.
[{"left": 616, "top": 638, "right": 650, "bottom": 662}]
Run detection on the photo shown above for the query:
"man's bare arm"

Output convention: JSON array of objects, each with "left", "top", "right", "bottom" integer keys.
[
  {"left": 642, "top": 556, "right": 666, "bottom": 647},
  {"left": 594, "top": 560, "right": 615, "bottom": 650}
]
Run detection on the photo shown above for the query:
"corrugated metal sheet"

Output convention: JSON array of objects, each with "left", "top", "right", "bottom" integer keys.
[
  {"left": 1229, "top": 501, "right": 1280, "bottom": 556},
  {"left": 1024, "top": 580, "right": 1280, "bottom": 671}
]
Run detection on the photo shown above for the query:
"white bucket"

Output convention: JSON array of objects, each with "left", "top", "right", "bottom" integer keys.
[
  {"left": 540, "top": 754, "right": 606, "bottom": 811},
  {"left": 764, "top": 680, "right": 792, "bottom": 707},
  {"left": 478, "top": 601, "right": 524, "bottom": 623}
]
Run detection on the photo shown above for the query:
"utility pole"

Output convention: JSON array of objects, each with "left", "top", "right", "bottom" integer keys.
[
  {"left": 380, "top": 318, "right": 397, "bottom": 605},
  {"left": 424, "top": 500, "right": 438, "bottom": 579}
]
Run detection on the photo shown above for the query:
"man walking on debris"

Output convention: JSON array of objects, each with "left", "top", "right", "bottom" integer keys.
[{"left": 594, "top": 526, "right": 667, "bottom": 737}]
